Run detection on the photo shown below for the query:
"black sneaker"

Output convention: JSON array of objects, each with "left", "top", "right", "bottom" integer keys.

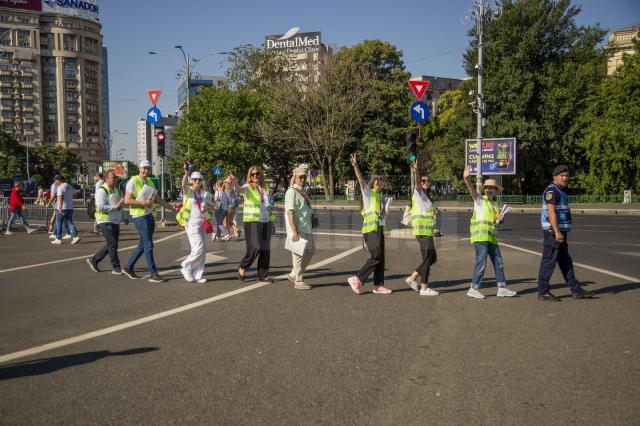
[
  {"left": 86, "top": 258, "right": 100, "bottom": 273},
  {"left": 122, "top": 267, "right": 142, "bottom": 280},
  {"left": 538, "top": 292, "right": 561, "bottom": 301},
  {"left": 111, "top": 267, "right": 123, "bottom": 275},
  {"left": 148, "top": 273, "right": 167, "bottom": 283},
  {"left": 572, "top": 289, "right": 595, "bottom": 299}
]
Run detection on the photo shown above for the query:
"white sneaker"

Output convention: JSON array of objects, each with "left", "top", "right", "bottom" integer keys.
[
  {"left": 196, "top": 278, "right": 207, "bottom": 283},
  {"left": 49, "top": 234, "right": 56, "bottom": 239},
  {"left": 420, "top": 288, "right": 439, "bottom": 296},
  {"left": 71, "top": 236, "right": 80, "bottom": 245},
  {"left": 497, "top": 287, "right": 517, "bottom": 297},
  {"left": 51, "top": 239, "right": 62, "bottom": 245},
  {"left": 405, "top": 277, "right": 419, "bottom": 292},
  {"left": 4, "top": 230, "right": 13, "bottom": 235},
  {"left": 27, "top": 228, "right": 35, "bottom": 234},
  {"left": 467, "top": 287, "right": 486, "bottom": 299},
  {"left": 62, "top": 234, "right": 72, "bottom": 240},
  {"left": 181, "top": 268, "right": 194, "bottom": 283}
]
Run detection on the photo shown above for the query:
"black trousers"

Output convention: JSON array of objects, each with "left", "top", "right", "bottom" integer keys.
[
  {"left": 240, "top": 221, "right": 272, "bottom": 280},
  {"left": 357, "top": 228, "right": 385, "bottom": 286},
  {"left": 92, "top": 222, "right": 121, "bottom": 269},
  {"left": 537, "top": 231, "right": 581, "bottom": 295},
  {"left": 415, "top": 236, "right": 437, "bottom": 284}
]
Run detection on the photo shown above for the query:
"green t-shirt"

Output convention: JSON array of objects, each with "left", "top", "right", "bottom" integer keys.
[{"left": 284, "top": 186, "right": 312, "bottom": 235}]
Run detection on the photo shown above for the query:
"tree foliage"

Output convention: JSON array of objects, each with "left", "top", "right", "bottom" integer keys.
[{"left": 0, "top": 130, "right": 26, "bottom": 178}]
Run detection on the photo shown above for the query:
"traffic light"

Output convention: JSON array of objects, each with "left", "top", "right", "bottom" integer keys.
[
  {"left": 406, "top": 129, "right": 418, "bottom": 162},
  {"left": 156, "top": 129, "right": 166, "bottom": 158}
]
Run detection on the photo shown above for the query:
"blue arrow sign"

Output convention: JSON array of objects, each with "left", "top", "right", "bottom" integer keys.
[
  {"left": 410, "top": 101, "right": 429, "bottom": 124},
  {"left": 146, "top": 106, "right": 161, "bottom": 125},
  {"left": 212, "top": 166, "right": 223, "bottom": 176}
]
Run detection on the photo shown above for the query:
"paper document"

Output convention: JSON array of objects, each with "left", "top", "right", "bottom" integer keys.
[
  {"left": 136, "top": 184, "right": 157, "bottom": 202},
  {"left": 285, "top": 233, "right": 308, "bottom": 256},
  {"left": 499, "top": 204, "right": 512, "bottom": 218}
]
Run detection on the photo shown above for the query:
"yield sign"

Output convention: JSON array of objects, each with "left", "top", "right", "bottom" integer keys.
[
  {"left": 147, "top": 90, "right": 161, "bottom": 106},
  {"left": 409, "top": 80, "right": 430, "bottom": 101}
]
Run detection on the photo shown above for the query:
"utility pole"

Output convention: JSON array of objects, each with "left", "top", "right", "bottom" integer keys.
[{"left": 475, "top": 0, "right": 485, "bottom": 193}]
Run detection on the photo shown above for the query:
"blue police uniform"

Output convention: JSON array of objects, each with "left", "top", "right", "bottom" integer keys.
[{"left": 537, "top": 183, "right": 583, "bottom": 295}]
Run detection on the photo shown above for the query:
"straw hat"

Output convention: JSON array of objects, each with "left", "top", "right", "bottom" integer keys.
[{"left": 480, "top": 178, "right": 503, "bottom": 192}]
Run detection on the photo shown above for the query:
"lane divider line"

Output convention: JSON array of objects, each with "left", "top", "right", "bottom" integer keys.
[
  {"left": 0, "top": 231, "right": 184, "bottom": 274},
  {"left": 0, "top": 246, "right": 362, "bottom": 364},
  {"left": 500, "top": 242, "right": 639, "bottom": 283}
]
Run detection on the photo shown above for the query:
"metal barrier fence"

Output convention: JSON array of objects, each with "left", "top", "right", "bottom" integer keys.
[{"left": 0, "top": 197, "right": 53, "bottom": 232}]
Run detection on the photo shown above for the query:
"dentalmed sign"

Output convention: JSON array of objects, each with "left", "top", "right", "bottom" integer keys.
[
  {"left": 42, "top": 0, "right": 99, "bottom": 22},
  {"left": 265, "top": 28, "right": 321, "bottom": 54}
]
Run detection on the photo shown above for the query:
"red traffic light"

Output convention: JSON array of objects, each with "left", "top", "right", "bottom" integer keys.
[{"left": 156, "top": 131, "right": 165, "bottom": 141}]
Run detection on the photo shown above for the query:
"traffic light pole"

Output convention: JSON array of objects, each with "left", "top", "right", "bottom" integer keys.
[{"left": 160, "top": 157, "right": 165, "bottom": 222}]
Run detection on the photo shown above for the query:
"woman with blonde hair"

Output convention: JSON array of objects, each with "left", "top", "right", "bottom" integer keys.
[
  {"left": 346, "top": 154, "right": 392, "bottom": 295},
  {"left": 229, "top": 165, "right": 276, "bottom": 283}
]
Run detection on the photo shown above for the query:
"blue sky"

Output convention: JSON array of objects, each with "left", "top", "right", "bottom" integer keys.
[{"left": 101, "top": 0, "right": 640, "bottom": 162}]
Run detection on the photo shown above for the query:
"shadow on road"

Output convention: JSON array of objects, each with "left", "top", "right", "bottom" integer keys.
[
  {"left": 0, "top": 347, "right": 159, "bottom": 380},
  {"left": 595, "top": 281, "right": 640, "bottom": 295}
]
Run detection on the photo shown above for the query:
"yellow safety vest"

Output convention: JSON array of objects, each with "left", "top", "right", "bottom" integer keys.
[
  {"left": 411, "top": 192, "right": 435, "bottom": 237},
  {"left": 470, "top": 195, "right": 499, "bottom": 244},
  {"left": 361, "top": 189, "right": 383, "bottom": 234},
  {"left": 94, "top": 184, "right": 121, "bottom": 222},
  {"left": 176, "top": 190, "right": 213, "bottom": 227},
  {"left": 129, "top": 175, "right": 155, "bottom": 218},
  {"left": 242, "top": 183, "right": 276, "bottom": 223}
]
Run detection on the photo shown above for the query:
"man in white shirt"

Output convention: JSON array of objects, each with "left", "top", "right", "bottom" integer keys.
[
  {"left": 87, "top": 171, "right": 124, "bottom": 274},
  {"left": 51, "top": 175, "right": 80, "bottom": 245},
  {"left": 93, "top": 172, "right": 104, "bottom": 235}
]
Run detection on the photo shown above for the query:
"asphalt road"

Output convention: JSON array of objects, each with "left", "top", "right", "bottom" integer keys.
[{"left": 0, "top": 212, "right": 638, "bottom": 424}]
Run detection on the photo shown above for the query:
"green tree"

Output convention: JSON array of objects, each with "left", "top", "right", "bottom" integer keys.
[
  {"left": 0, "top": 130, "right": 26, "bottom": 178},
  {"left": 461, "top": 0, "right": 607, "bottom": 193},
  {"left": 168, "top": 86, "right": 266, "bottom": 181},
  {"left": 31, "top": 146, "right": 80, "bottom": 183},
  {"left": 580, "top": 38, "right": 640, "bottom": 194}
]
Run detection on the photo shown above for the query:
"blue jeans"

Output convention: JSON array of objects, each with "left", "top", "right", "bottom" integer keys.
[
  {"left": 472, "top": 242, "right": 506, "bottom": 289},
  {"left": 55, "top": 209, "right": 78, "bottom": 239},
  {"left": 7, "top": 207, "right": 30, "bottom": 231},
  {"left": 126, "top": 214, "right": 157, "bottom": 275}
]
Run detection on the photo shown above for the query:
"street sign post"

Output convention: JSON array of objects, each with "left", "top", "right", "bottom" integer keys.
[
  {"left": 465, "top": 138, "right": 517, "bottom": 175},
  {"left": 410, "top": 101, "right": 429, "bottom": 123},
  {"left": 147, "top": 106, "right": 161, "bottom": 125},
  {"left": 147, "top": 90, "right": 161, "bottom": 106},
  {"left": 409, "top": 80, "right": 430, "bottom": 100}
]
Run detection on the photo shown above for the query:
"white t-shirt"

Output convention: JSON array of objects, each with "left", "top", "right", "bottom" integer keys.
[
  {"left": 242, "top": 184, "right": 270, "bottom": 223},
  {"left": 125, "top": 178, "right": 154, "bottom": 216},
  {"left": 95, "top": 185, "right": 122, "bottom": 224},
  {"left": 56, "top": 182, "right": 75, "bottom": 210},
  {"left": 186, "top": 190, "right": 209, "bottom": 230},
  {"left": 413, "top": 188, "right": 435, "bottom": 212},
  {"left": 94, "top": 179, "right": 104, "bottom": 193},
  {"left": 216, "top": 190, "right": 230, "bottom": 211},
  {"left": 50, "top": 183, "right": 58, "bottom": 208}
]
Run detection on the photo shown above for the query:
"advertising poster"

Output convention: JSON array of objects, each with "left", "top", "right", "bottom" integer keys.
[
  {"left": 102, "top": 161, "right": 129, "bottom": 179},
  {"left": 465, "top": 138, "right": 517, "bottom": 175},
  {"left": 0, "top": 0, "right": 42, "bottom": 11},
  {"left": 42, "top": 0, "right": 99, "bottom": 22}
]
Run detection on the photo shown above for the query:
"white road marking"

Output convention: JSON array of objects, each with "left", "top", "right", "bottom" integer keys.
[
  {"left": 0, "top": 231, "right": 184, "bottom": 274},
  {"left": 0, "top": 245, "right": 362, "bottom": 364},
  {"left": 500, "top": 242, "right": 639, "bottom": 282}
]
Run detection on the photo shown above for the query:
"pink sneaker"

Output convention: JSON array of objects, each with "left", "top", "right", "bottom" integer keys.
[
  {"left": 347, "top": 276, "right": 361, "bottom": 295},
  {"left": 373, "top": 285, "right": 392, "bottom": 294}
]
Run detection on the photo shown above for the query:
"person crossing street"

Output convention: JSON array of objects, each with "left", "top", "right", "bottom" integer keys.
[{"left": 537, "top": 165, "right": 594, "bottom": 301}]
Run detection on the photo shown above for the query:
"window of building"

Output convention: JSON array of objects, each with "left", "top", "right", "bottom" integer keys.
[
  {"left": 43, "top": 57, "right": 56, "bottom": 65},
  {"left": 40, "top": 33, "right": 53, "bottom": 49},
  {"left": 17, "top": 29, "right": 31, "bottom": 48},
  {"left": 22, "top": 89, "right": 32, "bottom": 95},
  {"left": 0, "top": 76, "right": 11, "bottom": 82},
  {"left": 64, "top": 69, "right": 77, "bottom": 79},
  {"left": 23, "top": 112, "right": 34, "bottom": 119},
  {"left": 21, "top": 77, "right": 32, "bottom": 83},
  {"left": 1, "top": 87, "right": 11, "bottom": 94},
  {"left": 23, "top": 123, "right": 33, "bottom": 130},
  {"left": 44, "top": 68, "right": 56, "bottom": 76},
  {"left": 2, "top": 111, "right": 13, "bottom": 118},
  {"left": 62, "top": 34, "right": 77, "bottom": 52},
  {"left": 23, "top": 100, "right": 33, "bottom": 107},
  {"left": 0, "top": 15, "right": 11, "bottom": 23},
  {"left": 17, "top": 16, "right": 30, "bottom": 24},
  {"left": 1, "top": 99, "right": 13, "bottom": 107},
  {"left": 2, "top": 123, "right": 14, "bottom": 130},
  {"left": 22, "top": 66, "right": 32, "bottom": 73},
  {"left": 0, "top": 27, "right": 10, "bottom": 46},
  {"left": 0, "top": 51, "right": 13, "bottom": 60},
  {"left": 0, "top": 63, "right": 10, "bottom": 70}
]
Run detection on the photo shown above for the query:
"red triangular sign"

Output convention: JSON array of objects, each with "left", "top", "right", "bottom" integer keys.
[
  {"left": 148, "top": 90, "right": 161, "bottom": 106},
  {"left": 409, "top": 80, "right": 430, "bottom": 100}
]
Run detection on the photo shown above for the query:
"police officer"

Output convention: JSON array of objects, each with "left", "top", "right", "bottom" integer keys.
[{"left": 538, "top": 165, "right": 594, "bottom": 301}]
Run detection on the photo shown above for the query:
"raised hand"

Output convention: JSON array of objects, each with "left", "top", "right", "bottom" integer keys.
[
  {"left": 463, "top": 165, "right": 472, "bottom": 179},
  {"left": 349, "top": 153, "right": 357, "bottom": 167}
]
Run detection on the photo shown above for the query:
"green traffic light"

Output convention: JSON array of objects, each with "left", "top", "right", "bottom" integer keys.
[{"left": 408, "top": 153, "right": 417, "bottom": 162}]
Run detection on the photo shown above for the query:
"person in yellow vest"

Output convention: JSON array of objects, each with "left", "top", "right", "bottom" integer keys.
[
  {"left": 463, "top": 166, "right": 517, "bottom": 299},
  {"left": 122, "top": 160, "right": 176, "bottom": 283},
  {"left": 229, "top": 165, "right": 277, "bottom": 283},
  {"left": 347, "top": 153, "right": 392, "bottom": 295},
  {"left": 86, "top": 171, "right": 124, "bottom": 274},
  {"left": 405, "top": 160, "right": 439, "bottom": 296},
  {"left": 177, "top": 166, "right": 215, "bottom": 283}
]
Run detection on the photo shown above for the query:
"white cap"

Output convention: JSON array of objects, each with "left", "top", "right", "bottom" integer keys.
[
  {"left": 190, "top": 171, "right": 204, "bottom": 180},
  {"left": 139, "top": 160, "right": 151, "bottom": 168}
]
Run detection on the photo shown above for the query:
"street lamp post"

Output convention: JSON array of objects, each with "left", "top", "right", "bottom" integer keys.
[
  {"left": 148, "top": 47, "right": 227, "bottom": 154},
  {"left": 107, "top": 129, "right": 128, "bottom": 161}
]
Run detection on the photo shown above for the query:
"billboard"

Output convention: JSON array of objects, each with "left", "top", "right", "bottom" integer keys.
[
  {"left": 265, "top": 28, "right": 321, "bottom": 54},
  {"left": 102, "top": 161, "right": 129, "bottom": 179},
  {"left": 42, "top": 0, "right": 99, "bottom": 22},
  {"left": 0, "top": 0, "right": 42, "bottom": 11},
  {"left": 465, "top": 138, "right": 517, "bottom": 175}
]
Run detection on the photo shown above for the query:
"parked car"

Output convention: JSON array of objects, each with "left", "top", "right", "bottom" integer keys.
[{"left": 0, "top": 178, "right": 15, "bottom": 197}]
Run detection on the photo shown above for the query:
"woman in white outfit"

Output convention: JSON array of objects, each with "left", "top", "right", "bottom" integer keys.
[{"left": 178, "top": 166, "right": 214, "bottom": 283}]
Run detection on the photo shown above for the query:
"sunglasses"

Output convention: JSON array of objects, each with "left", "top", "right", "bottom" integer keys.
[
  {"left": 421, "top": 179, "right": 430, "bottom": 183},
  {"left": 484, "top": 186, "right": 497, "bottom": 190},
  {"left": 192, "top": 178, "right": 202, "bottom": 182},
  {"left": 297, "top": 175, "right": 307, "bottom": 179},
  {"left": 250, "top": 173, "right": 261, "bottom": 177}
]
